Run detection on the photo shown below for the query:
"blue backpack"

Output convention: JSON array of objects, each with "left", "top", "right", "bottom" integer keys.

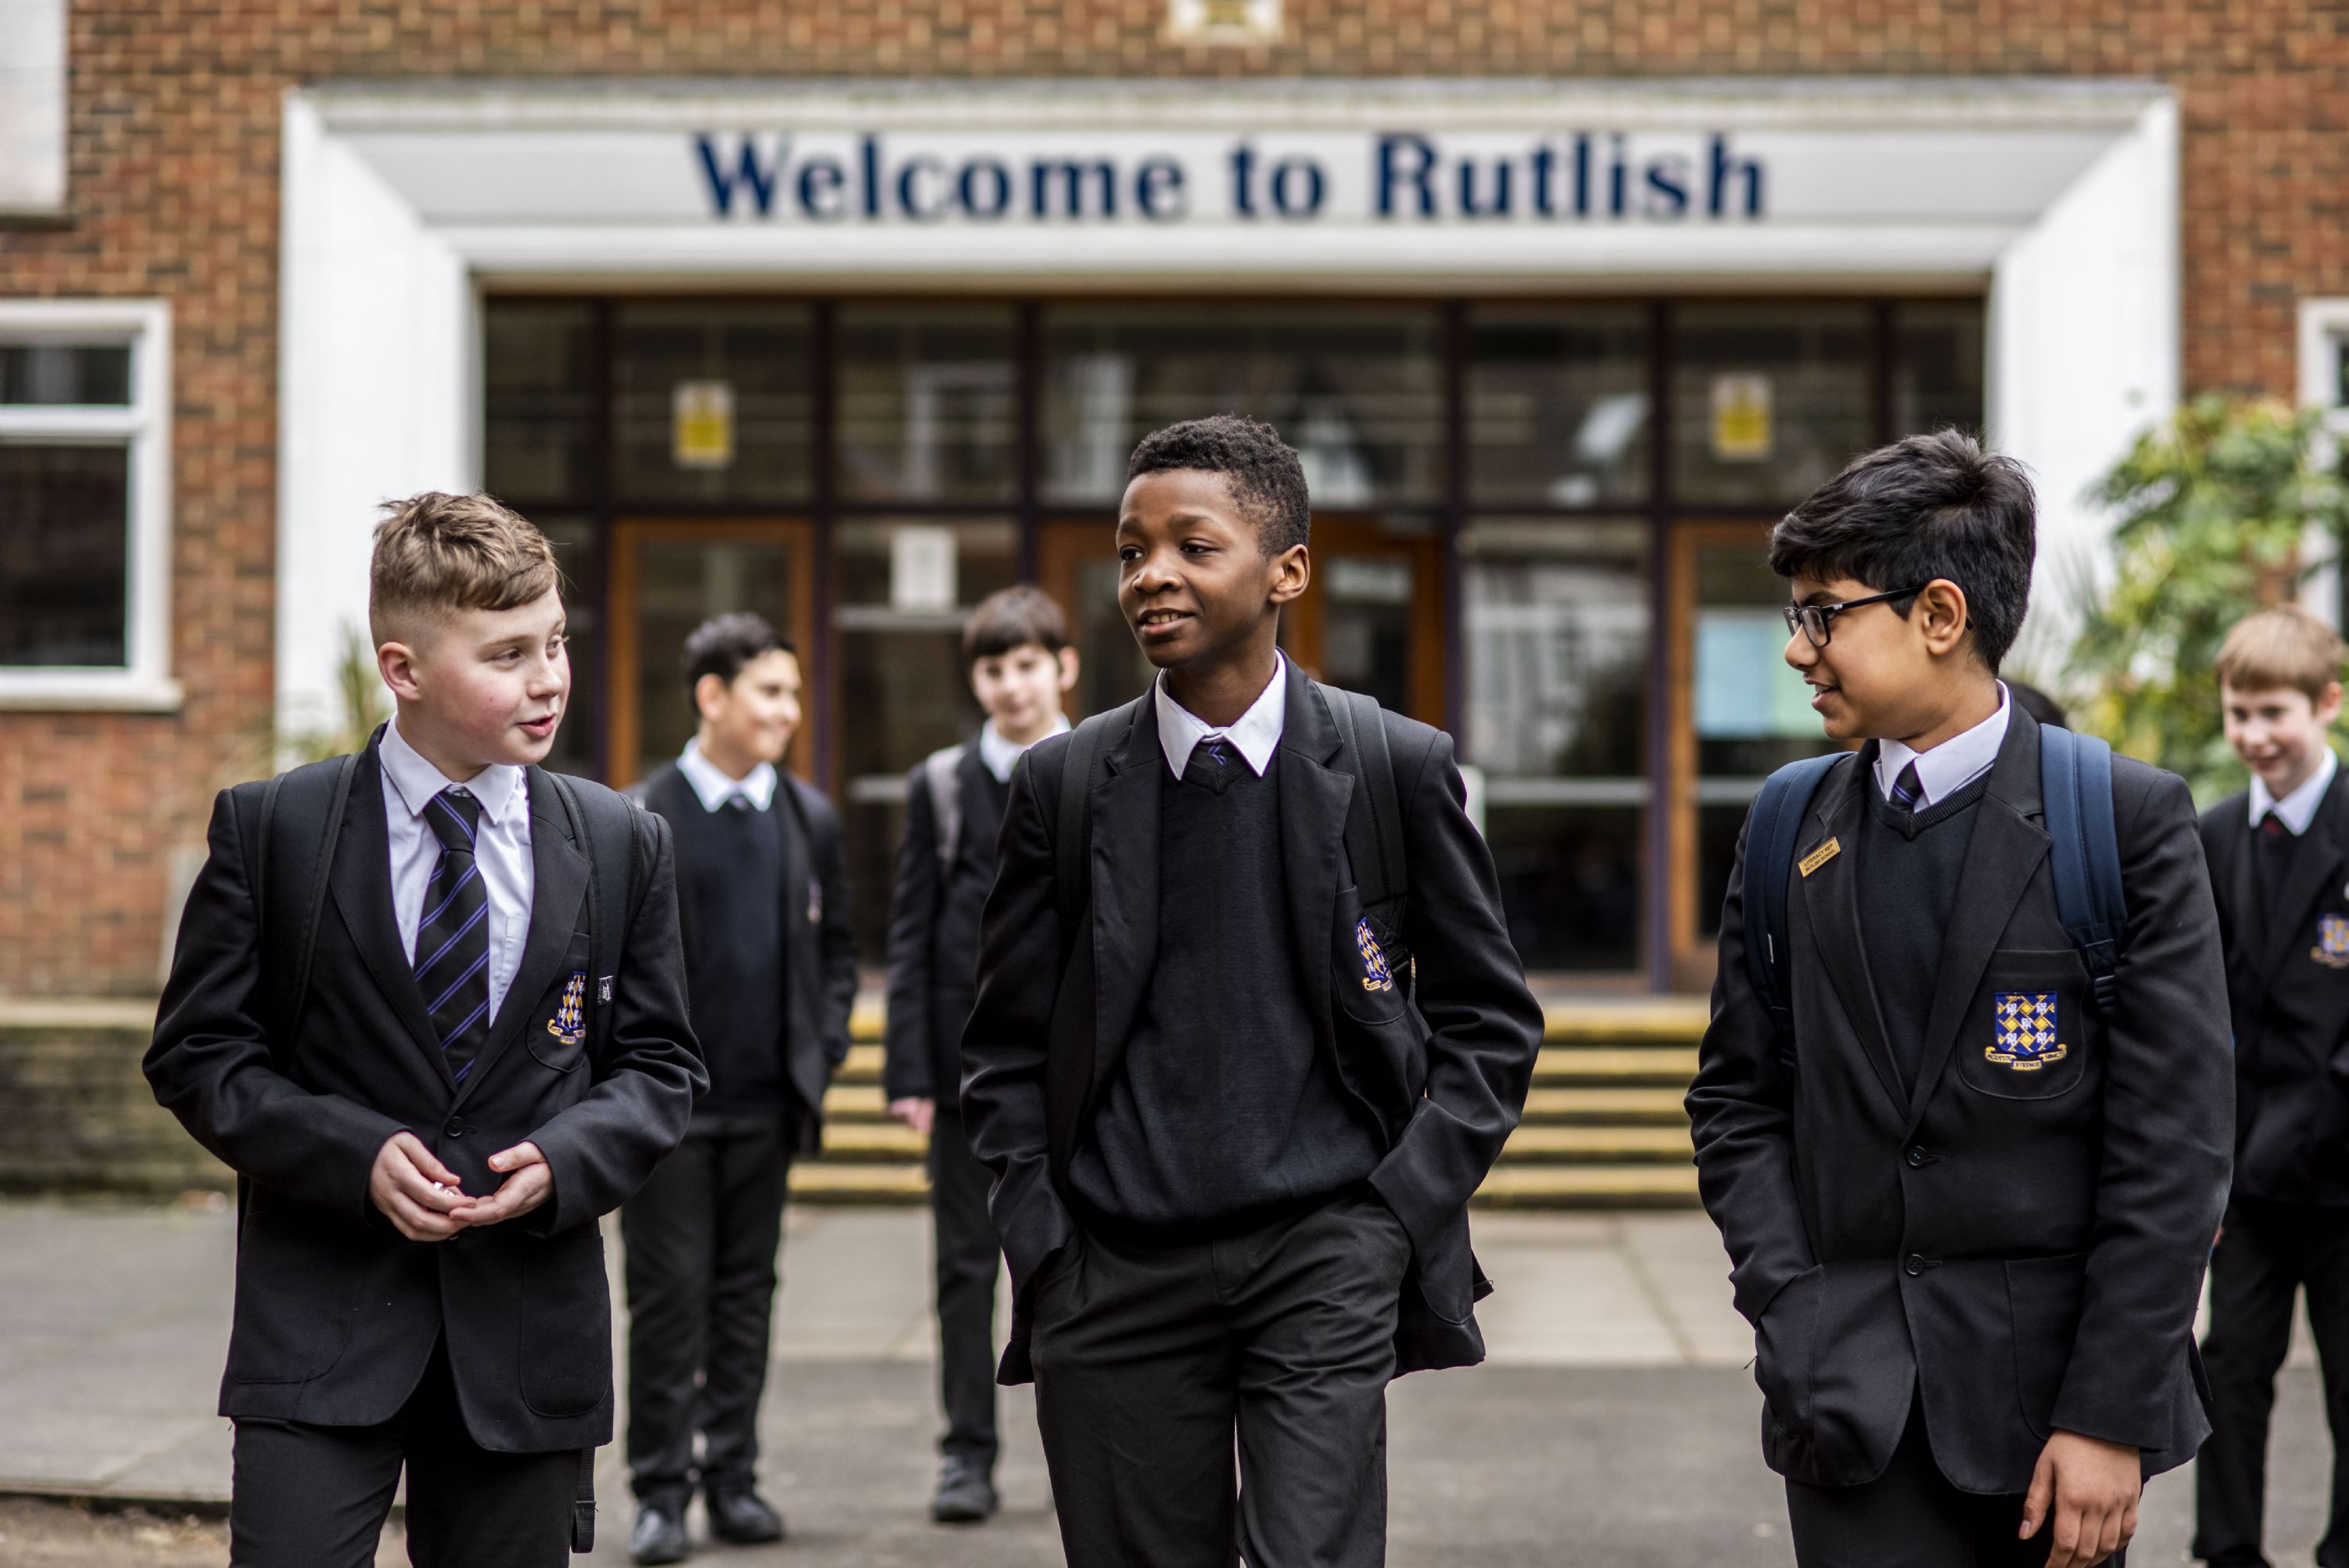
[{"left": 1740, "top": 724, "right": 2126, "bottom": 1047}]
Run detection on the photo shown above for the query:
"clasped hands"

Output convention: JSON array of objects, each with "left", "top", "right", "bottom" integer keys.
[{"left": 370, "top": 1130, "right": 551, "bottom": 1241}]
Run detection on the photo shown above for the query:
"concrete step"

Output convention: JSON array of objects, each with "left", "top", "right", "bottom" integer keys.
[
  {"left": 1473, "top": 1164, "right": 1702, "bottom": 1209},
  {"left": 820, "top": 1083, "right": 1695, "bottom": 1129},
  {"left": 1494, "top": 1125, "right": 1694, "bottom": 1164}
]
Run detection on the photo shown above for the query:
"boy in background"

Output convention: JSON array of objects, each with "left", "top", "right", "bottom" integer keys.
[
  {"left": 1689, "top": 432, "right": 2232, "bottom": 1568},
  {"left": 2195, "top": 606, "right": 2349, "bottom": 1568},
  {"left": 147, "top": 493, "right": 703, "bottom": 1567},
  {"left": 884, "top": 584, "right": 1079, "bottom": 1523},
  {"left": 621, "top": 613, "right": 858, "bottom": 1565}
]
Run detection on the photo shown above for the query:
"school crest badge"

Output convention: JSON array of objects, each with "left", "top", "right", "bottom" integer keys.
[
  {"left": 1986, "top": 992, "right": 2066, "bottom": 1071},
  {"left": 547, "top": 972, "right": 587, "bottom": 1047},
  {"left": 2314, "top": 915, "right": 2349, "bottom": 970},
  {"left": 1356, "top": 919, "right": 1395, "bottom": 994}
]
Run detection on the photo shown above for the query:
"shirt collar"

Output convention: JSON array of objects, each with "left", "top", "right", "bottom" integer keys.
[
  {"left": 381, "top": 717, "right": 527, "bottom": 826},
  {"left": 2250, "top": 748, "right": 2339, "bottom": 837},
  {"left": 1154, "top": 653, "right": 1288, "bottom": 780},
  {"left": 1874, "top": 684, "right": 2012, "bottom": 811},
  {"left": 978, "top": 714, "right": 1069, "bottom": 783},
  {"left": 678, "top": 739, "right": 779, "bottom": 813}
]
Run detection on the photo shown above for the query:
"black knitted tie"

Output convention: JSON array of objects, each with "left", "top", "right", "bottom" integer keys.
[
  {"left": 414, "top": 787, "right": 491, "bottom": 1082},
  {"left": 1183, "top": 735, "right": 1240, "bottom": 795}
]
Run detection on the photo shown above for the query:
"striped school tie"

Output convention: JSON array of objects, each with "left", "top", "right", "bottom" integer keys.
[
  {"left": 414, "top": 786, "right": 492, "bottom": 1082},
  {"left": 1889, "top": 761, "right": 1924, "bottom": 815}
]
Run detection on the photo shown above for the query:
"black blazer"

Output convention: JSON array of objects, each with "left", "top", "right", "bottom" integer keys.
[
  {"left": 882, "top": 736, "right": 1001, "bottom": 1109},
  {"left": 632, "top": 764, "right": 858, "bottom": 1136},
  {"left": 1688, "top": 715, "right": 2233, "bottom": 1494},
  {"left": 2202, "top": 767, "right": 2349, "bottom": 1205},
  {"left": 145, "top": 740, "right": 703, "bottom": 1452},
  {"left": 960, "top": 663, "right": 1546, "bottom": 1385}
]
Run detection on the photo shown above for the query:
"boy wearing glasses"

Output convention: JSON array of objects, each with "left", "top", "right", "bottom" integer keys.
[{"left": 1688, "top": 431, "right": 2232, "bottom": 1568}]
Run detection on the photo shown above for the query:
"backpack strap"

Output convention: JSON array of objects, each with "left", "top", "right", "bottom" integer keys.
[
  {"left": 923, "top": 743, "right": 967, "bottom": 876},
  {"left": 1742, "top": 752, "right": 1846, "bottom": 1042},
  {"left": 2036, "top": 724, "right": 2126, "bottom": 1014},
  {"left": 545, "top": 771, "right": 649, "bottom": 1072},
  {"left": 1320, "top": 683, "right": 1407, "bottom": 912},
  {"left": 255, "top": 749, "right": 363, "bottom": 1051},
  {"left": 1053, "top": 701, "right": 1138, "bottom": 928}
]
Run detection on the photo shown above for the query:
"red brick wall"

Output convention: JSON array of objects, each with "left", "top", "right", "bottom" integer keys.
[{"left": 2, "top": 0, "right": 2341, "bottom": 994}]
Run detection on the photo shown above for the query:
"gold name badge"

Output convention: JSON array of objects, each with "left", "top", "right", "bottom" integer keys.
[{"left": 1798, "top": 837, "right": 1841, "bottom": 878}]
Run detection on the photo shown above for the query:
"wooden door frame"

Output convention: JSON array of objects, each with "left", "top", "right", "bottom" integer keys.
[
  {"left": 1666, "top": 519, "right": 1775, "bottom": 980},
  {"left": 606, "top": 517, "right": 818, "bottom": 789}
]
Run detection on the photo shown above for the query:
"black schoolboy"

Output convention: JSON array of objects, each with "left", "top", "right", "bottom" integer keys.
[
  {"left": 1688, "top": 432, "right": 2233, "bottom": 1568},
  {"left": 621, "top": 614, "right": 858, "bottom": 1563},
  {"left": 960, "top": 415, "right": 1545, "bottom": 1567}
]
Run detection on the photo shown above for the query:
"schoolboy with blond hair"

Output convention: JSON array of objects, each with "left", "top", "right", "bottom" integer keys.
[
  {"left": 2195, "top": 605, "right": 2349, "bottom": 1568},
  {"left": 148, "top": 492, "right": 703, "bottom": 1568}
]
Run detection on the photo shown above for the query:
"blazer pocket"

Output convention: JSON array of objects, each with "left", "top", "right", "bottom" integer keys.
[
  {"left": 525, "top": 937, "right": 596, "bottom": 1074},
  {"left": 1332, "top": 885, "right": 1411, "bottom": 1028},
  {"left": 1957, "top": 949, "right": 2091, "bottom": 1102},
  {"left": 1754, "top": 1264, "right": 1825, "bottom": 1441},
  {"left": 518, "top": 1227, "right": 613, "bottom": 1418},
  {"left": 2006, "top": 1252, "right": 2087, "bottom": 1440}
]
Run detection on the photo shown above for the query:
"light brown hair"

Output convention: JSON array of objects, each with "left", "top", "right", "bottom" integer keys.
[
  {"left": 368, "top": 492, "right": 560, "bottom": 646},
  {"left": 2216, "top": 605, "right": 2346, "bottom": 703}
]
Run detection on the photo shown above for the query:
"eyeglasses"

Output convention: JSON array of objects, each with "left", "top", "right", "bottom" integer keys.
[{"left": 1781, "top": 585, "right": 1929, "bottom": 649}]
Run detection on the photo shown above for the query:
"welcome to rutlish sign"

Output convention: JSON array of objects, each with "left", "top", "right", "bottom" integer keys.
[{"left": 689, "top": 128, "right": 1767, "bottom": 225}]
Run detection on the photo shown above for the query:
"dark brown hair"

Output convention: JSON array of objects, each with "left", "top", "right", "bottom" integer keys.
[{"left": 963, "top": 584, "right": 1069, "bottom": 664}]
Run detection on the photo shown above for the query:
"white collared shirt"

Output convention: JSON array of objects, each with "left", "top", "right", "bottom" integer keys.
[
  {"left": 1154, "top": 652, "right": 1288, "bottom": 779},
  {"left": 2250, "top": 747, "right": 2340, "bottom": 837},
  {"left": 978, "top": 714, "right": 1070, "bottom": 783},
  {"left": 1874, "top": 683, "right": 2012, "bottom": 811},
  {"left": 678, "top": 738, "right": 779, "bottom": 814},
  {"left": 381, "top": 717, "right": 535, "bottom": 1024}
]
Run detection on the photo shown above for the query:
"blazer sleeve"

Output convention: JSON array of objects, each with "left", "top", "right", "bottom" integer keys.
[
  {"left": 1684, "top": 811, "right": 1820, "bottom": 1325},
  {"left": 882, "top": 762, "right": 940, "bottom": 1103},
  {"left": 525, "top": 807, "right": 707, "bottom": 1235},
  {"left": 809, "top": 789, "right": 861, "bottom": 1070},
  {"left": 958, "top": 739, "right": 1077, "bottom": 1289},
  {"left": 1366, "top": 728, "right": 1547, "bottom": 1246},
  {"left": 144, "top": 787, "right": 407, "bottom": 1225},
  {"left": 2049, "top": 765, "right": 2234, "bottom": 1448}
]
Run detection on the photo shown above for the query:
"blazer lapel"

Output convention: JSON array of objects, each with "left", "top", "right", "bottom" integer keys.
[
  {"left": 1904, "top": 717, "right": 2049, "bottom": 1131},
  {"left": 1277, "top": 675, "right": 1349, "bottom": 1046},
  {"left": 1795, "top": 749, "right": 1909, "bottom": 1120},
  {"left": 2222, "top": 800, "right": 2264, "bottom": 975},
  {"left": 1087, "top": 702, "right": 1163, "bottom": 1102},
  {"left": 329, "top": 745, "right": 459, "bottom": 1091},
  {"left": 2253, "top": 776, "right": 2349, "bottom": 995},
  {"left": 451, "top": 770, "right": 589, "bottom": 1111}
]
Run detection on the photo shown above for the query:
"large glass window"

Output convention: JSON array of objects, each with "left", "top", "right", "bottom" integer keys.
[
  {"left": 1468, "top": 306, "right": 1650, "bottom": 508},
  {"left": 1041, "top": 306, "right": 1444, "bottom": 507},
  {"left": 836, "top": 306, "right": 1017, "bottom": 503},
  {"left": 615, "top": 302, "right": 814, "bottom": 504},
  {"left": 1893, "top": 301, "right": 1987, "bottom": 440},
  {"left": 485, "top": 302, "right": 597, "bottom": 506},
  {"left": 1671, "top": 304, "right": 1871, "bottom": 508}
]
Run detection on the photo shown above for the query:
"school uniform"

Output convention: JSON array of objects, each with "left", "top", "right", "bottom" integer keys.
[
  {"left": 146, "top": 720, "right": 704, "bottom": 1568},
  {"left": 1689, "top": 695, "right": 2233, "bottom": 1567},
  {"left": 621, "top": 742, "right": 858, "bottom": 1515},
  {"left": 960, "top": 655, "right": 1545, "bottom": 1567},
  {"left": 883, "top": 717, "right": 1064, "bottom": 1485},
  {"left": 2195, "top": 750, "right": 2349, "bottom": 1568}
]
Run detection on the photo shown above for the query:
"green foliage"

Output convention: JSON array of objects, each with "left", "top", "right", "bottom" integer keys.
[
  {"left": 283, "top": 622, "right": 389, "bottom": 764},
  {"left": 2065, "top": 395, "right": 2349, "bottom": 800}
]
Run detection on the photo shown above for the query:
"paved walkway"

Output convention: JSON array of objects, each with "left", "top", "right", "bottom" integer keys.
[{"left": 0, "top": 1199, "right": 2328, "bottom": 1566}]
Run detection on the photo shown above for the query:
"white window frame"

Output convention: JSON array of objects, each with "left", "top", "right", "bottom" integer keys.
[
  {"left": 0, "top": 299, "right": 179, "bottom": 710},
  {"left": 2300, "top": 298, "right": 2349, "bottom": 440}
]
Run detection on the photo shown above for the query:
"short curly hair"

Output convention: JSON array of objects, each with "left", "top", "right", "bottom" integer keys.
[{"left": 1126, "top": 414, "right": 1310, "bottom": 556}]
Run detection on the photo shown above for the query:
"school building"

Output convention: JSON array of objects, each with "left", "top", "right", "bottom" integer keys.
[{"left": 3, "top": 0, "right": 2346, "bottom": 1004}]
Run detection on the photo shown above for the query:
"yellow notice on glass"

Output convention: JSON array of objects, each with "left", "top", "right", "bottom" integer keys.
[
  {"left": 673, "top": 381, "right": 735, "bottom": 470},
  {"left": 1711, "top": 373, "right": 1773, "bottom": 462},
  {"left": 1798, "top": 836, "right": 1841, "bottom": 878}
]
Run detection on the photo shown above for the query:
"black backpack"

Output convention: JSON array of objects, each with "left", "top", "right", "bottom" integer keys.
[
  {"left": 1049, "top": 683, "right": 1410, "bottom": 959},
  {"left": 1740, "top": 721, "right": 2127, "bottom": 1049}
]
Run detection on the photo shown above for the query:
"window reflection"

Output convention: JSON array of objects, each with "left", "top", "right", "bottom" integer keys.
[
  {"left": 615, "top": 302, "right": 813, "bottom": 504},
  {"left": 837, "top": 307, "right": 1017, "bottom": 503},
  {"left": 484, "top": 302, "right": 596, "bottom": 506},
  {"left": 1671, "top": 304, "right": 1870, "bottom": 508},
  {"left": 1468, "top": 306, "right": 1650, "bottom": 508},
  {"left": 1893, "top": 302, "right": 1986, "bottom": 440}
]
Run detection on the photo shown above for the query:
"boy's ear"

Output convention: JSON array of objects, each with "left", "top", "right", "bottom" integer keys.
[
  {"left": 1913, "top": 579, "right": 1972, "bottom": 659},
  {"left": 1057, "top": 646, "right": 1080, "bottom": 693},
  {"left": 692, "top": 671, "right": 730, "bottom": 724},
  {"left": 1269, "top": 544, "right": 1310, "bottom": 608},
  {"left": 378, "top": 639, "right": 424, "bottom": 703},
  {"left": 2318, "top": 681, "right": 2344, "bottom": 725}
]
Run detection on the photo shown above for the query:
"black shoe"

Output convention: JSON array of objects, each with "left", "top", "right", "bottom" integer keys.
[
  {"left": 628, "top": 1501, "right": 691, "bottom": 1566},
  {"left": 706, "top": 1485, "right": 786, "bottom": 1545},
  {"left": 931, "top": 1457, "right": 999, "bottom": 1524}
]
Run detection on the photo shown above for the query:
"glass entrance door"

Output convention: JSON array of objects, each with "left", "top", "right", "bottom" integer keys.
[{"left": 606, "top": 518, "right": 816, "bottom": 788}]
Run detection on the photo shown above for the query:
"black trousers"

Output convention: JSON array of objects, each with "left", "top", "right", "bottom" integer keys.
[
  {"left": 1786, "top": 1396, "right": 2122, "bottom": 1568},
  {"left": 2195, "top": 1195, "right": 2349, "bottom": 1568},
  {"left": 1031, "top": 1190, "right": 1411, "bottom": 1568},
  {"left": 228, "top": 1339, "right": 579, "bottom": 1568},
  {"left": 930, "top": 1107, "right": 1002, "bottom": 1468},
  {"left": 620, "top": 1108, "right": 795, "bottom": 1506}
]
